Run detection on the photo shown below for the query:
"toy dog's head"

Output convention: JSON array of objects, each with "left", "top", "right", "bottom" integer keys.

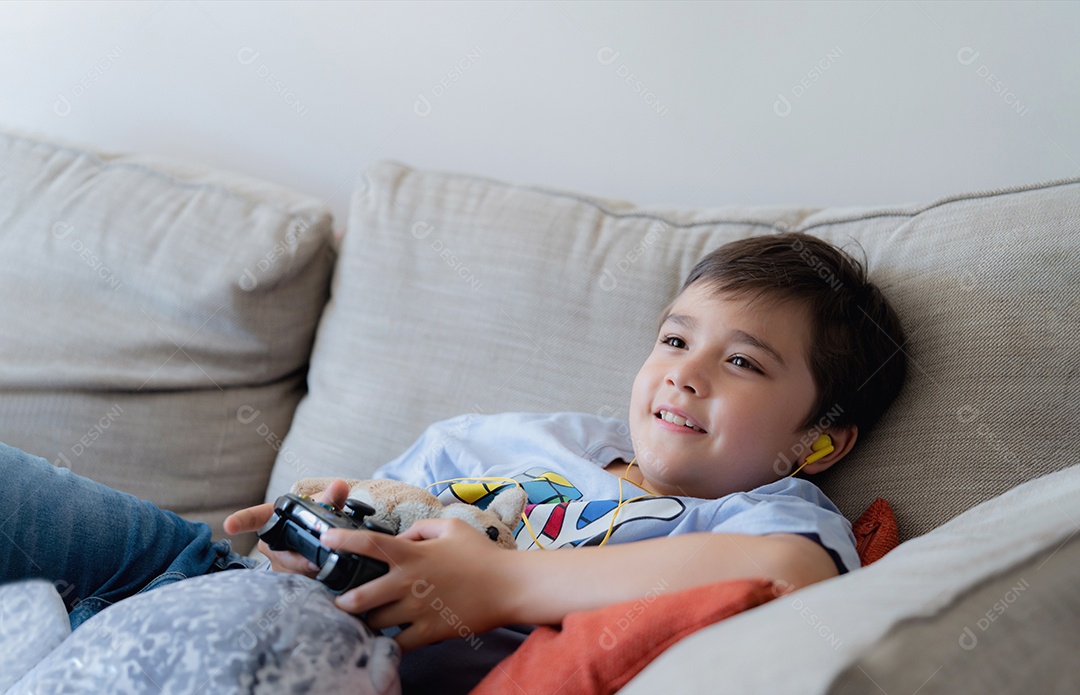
[{"left": 290, "top": 477, "right": 528, "bottom": 549}]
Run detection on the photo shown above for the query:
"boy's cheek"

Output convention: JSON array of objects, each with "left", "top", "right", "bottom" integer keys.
[
  {"left": 626, "top": 388, "right": 656, "bottom": 441},
  {"left": 628, "top": 367, "right": 659, "bottom": 413}
]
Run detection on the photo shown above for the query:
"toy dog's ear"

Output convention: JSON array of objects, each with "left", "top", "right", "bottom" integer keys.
[
  {"left": 291, "top": 477, "right": 365, "bottom": 500},
  {"left": 290, "top": 477, "right": 338, "bottom": 498},
  {"left": 488, "top": 487, "right": 528, "bottom": 527}
]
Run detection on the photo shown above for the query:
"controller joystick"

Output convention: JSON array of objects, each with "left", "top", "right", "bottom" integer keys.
[
  {"left": 257, "top": 493, "right": 394, "bottom": 594},
  {"left": 343, "top": 497, "right": 375, "bottom": 520}
]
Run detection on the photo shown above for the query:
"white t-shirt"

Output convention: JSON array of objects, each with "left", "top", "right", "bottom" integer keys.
[{"left": 376, "top": 411, "right": 859, "bottom": 573}]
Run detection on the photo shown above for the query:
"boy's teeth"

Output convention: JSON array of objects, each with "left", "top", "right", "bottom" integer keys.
[
  {"left": 659, "top": 410, "right": 703, "bottom": 432},
  {"left": 665, "top": 411, "right": 686, "bottom": 426}
]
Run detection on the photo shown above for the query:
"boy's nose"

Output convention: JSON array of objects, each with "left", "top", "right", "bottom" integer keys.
[{"left": 665, "top": 371, "right": 704, "bottom": 396}]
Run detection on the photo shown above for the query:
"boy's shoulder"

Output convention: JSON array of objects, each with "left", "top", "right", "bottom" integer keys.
[
  {"left": 431, "top": 411, "right": 629, "bottom": 440},
  {"left": 424, "top": 412, "right": 634, "bottom": 467},
  {"left": 741, "top": 477, "right": 845, "bottom": 513}
]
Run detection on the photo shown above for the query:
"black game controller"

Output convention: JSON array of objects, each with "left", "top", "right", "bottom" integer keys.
[{"left": 257, "top": 493, "right": 394, "bottom": 594}]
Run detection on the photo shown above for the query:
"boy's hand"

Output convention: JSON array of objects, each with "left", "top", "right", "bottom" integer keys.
[
  {"left": 321, "top": 517, "right": 517, "bottom": 652},
  {"left": 223, "top": 479, "right": 353, "bottom": 577}
]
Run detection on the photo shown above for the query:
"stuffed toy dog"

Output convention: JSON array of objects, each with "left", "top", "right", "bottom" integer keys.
[{"left": 291, "top": 477, "right": 527, "bottom": 550}]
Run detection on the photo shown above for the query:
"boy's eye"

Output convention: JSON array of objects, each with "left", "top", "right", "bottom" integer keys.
[
  {"left": 729, "top": 355, "right": 761, "bottom": 372},
  {"left": 661, "top": 336, "right": 687, "bottom": 349}
]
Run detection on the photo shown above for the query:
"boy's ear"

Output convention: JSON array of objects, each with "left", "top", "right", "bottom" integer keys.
[{"left": 802, "top": 425, "right": 858, "bottom": 475}]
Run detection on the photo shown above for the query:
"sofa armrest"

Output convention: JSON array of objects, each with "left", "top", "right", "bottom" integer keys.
[{"left": 620, "top": 464, "right": 1080, "bottom": 694}]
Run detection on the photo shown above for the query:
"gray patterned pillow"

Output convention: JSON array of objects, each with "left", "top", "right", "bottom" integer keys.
[
  {"left": 11, "top": 571, "right": 400, "bottom": 695},
  {"left": 0, "top": 580, "right": 71, "bottom": 691}
]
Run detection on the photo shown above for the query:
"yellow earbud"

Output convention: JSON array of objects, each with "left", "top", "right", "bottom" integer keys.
[
  {"left": 804, "top": 434, "right": 835, "bottom": 465},
  {"left": 788, "top": 434, "right": 835, "bottom": 477}
]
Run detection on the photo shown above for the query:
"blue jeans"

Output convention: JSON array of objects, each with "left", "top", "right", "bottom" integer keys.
[{"left": 0, "top": 442, "right": 257, "bottom": 629}]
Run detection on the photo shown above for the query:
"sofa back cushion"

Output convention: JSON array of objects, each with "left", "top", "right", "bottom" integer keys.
[
  {"left": 0, "top": 129, "right": 335, "bottom": 549},
  {"left": 268, "top": 161, "right": 1079, "bottom": 540}
]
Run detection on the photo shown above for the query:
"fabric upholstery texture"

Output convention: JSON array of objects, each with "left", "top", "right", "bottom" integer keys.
[
  {"left": 9, "top": 570, "right": 401, "bottom": 695},
  {"left": 618, "top": 463, "right": 1080, "bottom": 694},
  {"left": 0, "top": 129, "right": 336, "bottom": 548},
  {"left": 268, "top": 161, "right": 1079, "bottom": 542},
  {"left": 827, "top": 530, "right": 1080, "bottom": 694}
]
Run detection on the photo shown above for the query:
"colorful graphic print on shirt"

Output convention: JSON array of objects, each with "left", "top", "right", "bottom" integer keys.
[{"left": 435, "top": 467, "right": 686, "bottom": 549}]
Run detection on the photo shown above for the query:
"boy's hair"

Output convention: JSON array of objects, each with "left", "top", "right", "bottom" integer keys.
[{"left": 681, "top": 232, "right": 906, "bottom": 436}]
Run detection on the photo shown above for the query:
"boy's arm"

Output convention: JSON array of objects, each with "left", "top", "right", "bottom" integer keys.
[
  {"left": 501, "top": 529, "right": 835, "bottom": 624},
  {"left": 322, "top": 517, "right": 839, "bottom": 651}
]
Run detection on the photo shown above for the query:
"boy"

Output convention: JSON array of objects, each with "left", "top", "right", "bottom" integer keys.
[
  {"left": 1, "top": 232, "right": 904, "bottom": 687},
  {"left": 227, "top": 232, "right": 906, "bottom": 657}
]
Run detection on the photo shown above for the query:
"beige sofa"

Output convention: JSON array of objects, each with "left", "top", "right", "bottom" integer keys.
[{"left": 1, "top": 127, "right": 1077, "bottom": 693}]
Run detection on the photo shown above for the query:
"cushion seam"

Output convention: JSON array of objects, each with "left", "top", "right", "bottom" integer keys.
[
  {"left": 2, "top": 131, "right": 327, "bottom": 224},
  {"left": 374, "top": 159, "right": 1080, "bottom": 232}
]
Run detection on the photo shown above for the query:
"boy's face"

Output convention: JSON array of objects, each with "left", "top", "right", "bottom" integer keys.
[{"left": 629, "top": 283, "right": 819, "bottom": 499}]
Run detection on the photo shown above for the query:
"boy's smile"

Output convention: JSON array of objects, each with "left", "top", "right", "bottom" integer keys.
[{"left": 626, "top": 283, "right": 820, "bottom": 499}]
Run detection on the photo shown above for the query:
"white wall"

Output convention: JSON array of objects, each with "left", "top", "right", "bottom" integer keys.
[{"left": 2, "top": 0, "right": 1077, "bottom": 225}]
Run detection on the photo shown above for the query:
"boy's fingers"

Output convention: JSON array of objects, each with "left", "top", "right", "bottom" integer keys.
[
  {"left": 273, "top": 556, "right": 321, "bottom": 577},
  {"left": 313, "top": 479, "right": 351, "bottom": 509},
  {"left": 223, "top": 502, "right": 274, "bottom": 535},
  {"left": 228, "top": 480, "right": 348, "bottom": 535},
  {"left": 255, "top": 540, "right": 320, "bottom": 576},
  {"left": 392, "top": 622, "right": 436, "bottom": 653},
  {"left": 321, "top": 528, "right": 397, "bottom": 561},
  {"left": 334, "top": 576, "right": 396, "bottom": 615},
  {"left": 396, "top": 517, "right": 461, "bottom": 541},
  {"left": 363, "top": 600, "right": 418, "bottom": 633}
]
